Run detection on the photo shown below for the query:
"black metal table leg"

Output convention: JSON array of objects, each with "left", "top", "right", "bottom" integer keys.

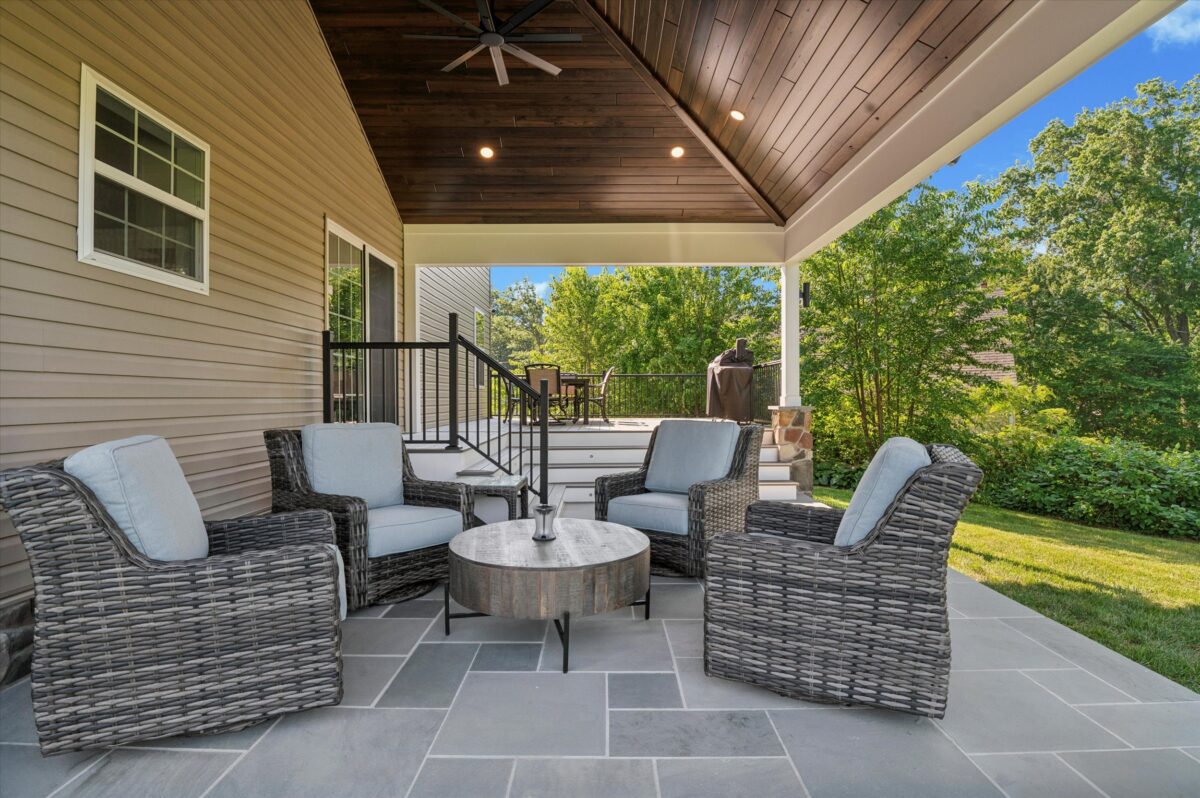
[
  {"left": 553, "top": 611, "right": 570, "bottom": 673},
  {"left": 631, "top": 583, "right": 651, "bottom": 620},
  {"left": 444, "top": 583, "right": 488, "bottom": 637}
]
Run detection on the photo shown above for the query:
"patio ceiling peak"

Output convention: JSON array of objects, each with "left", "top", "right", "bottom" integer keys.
[{"left": 312, "top": 0, "right": 1012, "bottom": 227}]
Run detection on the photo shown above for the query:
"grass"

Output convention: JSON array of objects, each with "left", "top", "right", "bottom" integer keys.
[{"left": 813, "top": 488, "right": 1200, "bottom": 692}]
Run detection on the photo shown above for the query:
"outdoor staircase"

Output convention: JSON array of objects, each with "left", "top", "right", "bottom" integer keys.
[{"left": 408, "top": 420, "right": 809, "bottom": 525}]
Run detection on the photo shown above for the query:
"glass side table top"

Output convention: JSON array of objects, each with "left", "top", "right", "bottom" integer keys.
[{"left": 456, "top": 472, "right": 529, "bottom": 489}]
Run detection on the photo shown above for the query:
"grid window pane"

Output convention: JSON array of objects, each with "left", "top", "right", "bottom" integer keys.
[
  {"left": 95, "top": 127, "right": 134, "bottom": 174},
  {"left": 93, "top": 212, "right": 126, "bottom": 257},
  {"left": 163, "top": 240, "right": 196, "bottom": 276},
  {"left": 96, "top": 88, "right": 135, "bottom": 139},
  {"left": 328, "top": 232, "right": 365, "bottom": 343},
  {"left": 136, "top": 150, "right": 172, "bottom": 192},
  {"left": 94, "top": 176, "right": 125, "bottom": 218},
  {"left": 93, "top": 175, "right": 200, "bottom": 281},
  {"left": 128, "top": 226, "right": 164, "bottom": 269},
  {"left": 164, "top": 207, "right": 197, "bottom": 247},
  {"left": 174, "top": 138, "right": 204, "bottom": 177},
  {"left": 129, "top": 192, "right": 164, "bottom": 234},
  {"left": 137, "top": 114, "right": 171, "bottom": 159},
  {"left": 173, "top": 168, "right": 203, "bottom": 207}
]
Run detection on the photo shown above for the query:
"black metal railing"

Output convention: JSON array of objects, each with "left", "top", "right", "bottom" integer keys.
[
  {"left": 569, "top": 360, "right": 781, "bottom": 422},
  {"left": 574, "top": 373, "right": 706, "bottom": 418},
  {"left": 323, "top": 332, "right": 451, "bottom": 443},
  {"left": 454, "top": 317, "right": 549, "bottom": 504},
  {"left": 321, "top": 314, "right": 550, "bottom": 504}
]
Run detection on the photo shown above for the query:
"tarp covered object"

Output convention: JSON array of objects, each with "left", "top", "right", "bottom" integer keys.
[{"left": 706, "top": 343, "right": 754, "bottom": 422}]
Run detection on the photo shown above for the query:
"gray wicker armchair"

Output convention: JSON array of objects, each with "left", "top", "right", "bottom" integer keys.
[
  {"left": 0, "top": 463, "right": 343, "bottom": 755},
  {"left": 264, "top": 428, "right": 473, "bottom": 610},
  {"left": 595, "top": 422, "right": 762, "bottom": 577},
  {"left": 704, "top": 443, "right": 983, "bottom": 718}
]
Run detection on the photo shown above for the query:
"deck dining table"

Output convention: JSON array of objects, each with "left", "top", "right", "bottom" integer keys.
[{"left": 559, "top": 374, "right": 592, "bottom": 423}]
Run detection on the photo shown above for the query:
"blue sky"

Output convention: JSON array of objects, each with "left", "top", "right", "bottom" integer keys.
[{"left": 492, "top": 1, "right": 1200, "bottom": 297}]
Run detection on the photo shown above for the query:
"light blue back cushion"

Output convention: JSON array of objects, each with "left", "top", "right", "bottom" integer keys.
[
  {"left": 366, "top": 505, "right": 464, "bottom": 558},
  {"left": 834, "top": 437, "right": 931, "bottom": 546},
  {"left": 64, "top": 435, "right": 208, "bottom": 561},
  {"left": 607, "top": 491, "right": 689, "bottom": 536},
  {"left": 644, "top": 420, "right": 740, "bottom": 495},
  {"left": 302, "top": 423, "right": 405, "bottom": 509}
]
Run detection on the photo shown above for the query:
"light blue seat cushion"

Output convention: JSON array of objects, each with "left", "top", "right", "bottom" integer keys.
[
  {"left": 607, "top": 491, "right": 690, "bottom": 536},
  {"left": 835, "top": 437, "right": 931, "bottom": 546},
  {"left": 325, "top": 544, "right": 347, "bottom": 621},
  {"left": 644, "top": 420, "right": 740, "bottom": 495},
  {"left": 366, "top": 505, "right": 464, "bottom": 558},
  {"left": 302, "top": 422, "right": 405, "bottom": 509},
  {"left": 64, "top": 435, "right": 208, "bottom": 561}
]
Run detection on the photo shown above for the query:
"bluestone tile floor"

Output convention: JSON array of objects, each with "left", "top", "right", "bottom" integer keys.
[{"left": 2, "top": 573, "right": 1197, "bottom": 798}]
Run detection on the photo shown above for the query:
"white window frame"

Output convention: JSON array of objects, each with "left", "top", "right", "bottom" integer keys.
[{"left": 77, "top": 65, "right": 211, "bottom": 294}]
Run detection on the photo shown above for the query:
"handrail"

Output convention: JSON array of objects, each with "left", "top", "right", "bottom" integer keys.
[
  {"left": 457, "top": 335, "right": 539, "bottom": 399},
  {"left": 452, "top": 316, "right": 550, "bottom": 504},
  {"left": 327, "top": 341, "right": 450, "bottom": 350}
]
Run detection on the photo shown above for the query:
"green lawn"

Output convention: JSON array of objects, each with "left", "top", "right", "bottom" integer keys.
[{"left": 813, "top": 488, "right": 1200, "bottom": 692}]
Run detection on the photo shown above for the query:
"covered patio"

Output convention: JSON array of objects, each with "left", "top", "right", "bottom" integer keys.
[
  {"left": 1, "top": 1, "right": 1196, "bottom": 797},
  {"left": 3, "top": 568, "right": 1197, "bottom": 797}
]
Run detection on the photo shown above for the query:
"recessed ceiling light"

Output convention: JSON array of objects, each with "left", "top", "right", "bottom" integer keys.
[
  {"left": 479, "top": 146, "right": 495, "bottom": 159},
  {"left": 730, "top": 110, "right": 745, "bottom": 121},
  {"left": 670, "top": 146, "right": 685, "bottom": 158}
]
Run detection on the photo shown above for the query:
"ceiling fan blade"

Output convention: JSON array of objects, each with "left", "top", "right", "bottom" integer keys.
[
  {"left": 442, "top": 44, "right": 486, "bottom": 72},
  {"left": 497, "top": 0, "right": 556, "bottom": 35},
  {"left": 489, "top": 45, "right": 509, "bottom": 86},
  {"left": 476, "top": 0, "right": 497, "bottom": 33},
  {"left": 500, "top": 43, "right": 562, "bottom": 76},
  {"left": 504, "top": 33, "right": 583, "bottom": 43},
  {"left": 416, "top": 0, "right": 481, "bottom": 33},
  {"left": 402, "top": 33, "right": 481, "bottom": 41}
]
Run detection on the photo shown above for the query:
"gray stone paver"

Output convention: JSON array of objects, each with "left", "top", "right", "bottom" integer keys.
[{"left": 5, "top": 572, "right": 1195, "bottom": 797}]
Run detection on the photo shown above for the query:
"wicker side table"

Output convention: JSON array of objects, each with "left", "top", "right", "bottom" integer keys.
[{"left": 457, "top": 473, "right": 530, "bottom": 522}]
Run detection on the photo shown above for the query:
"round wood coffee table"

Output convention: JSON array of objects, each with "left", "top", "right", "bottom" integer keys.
[{"left": 445, "top": 518, "right": 651, "bottom": 672}]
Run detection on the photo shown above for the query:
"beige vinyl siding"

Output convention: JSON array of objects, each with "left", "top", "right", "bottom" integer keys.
[
  {"left": 0, "top": 0, "right": 403, "bottom": 603},
  {"left": 417, "top": 266, "right": 491, "bottom": 426}
]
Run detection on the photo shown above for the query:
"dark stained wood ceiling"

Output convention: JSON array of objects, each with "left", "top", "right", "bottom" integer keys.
[{"left": 312, "top": 0, "right": 1012, "bottom": 225}]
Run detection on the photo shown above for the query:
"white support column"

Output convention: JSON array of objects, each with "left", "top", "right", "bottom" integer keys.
[{"left": 779, "top": 262, "right": 803, "bottom": 406}]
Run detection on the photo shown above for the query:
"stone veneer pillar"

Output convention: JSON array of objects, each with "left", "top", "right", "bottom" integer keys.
[{"left": 769, "top": 405, "right": 813, "bottom": 495}]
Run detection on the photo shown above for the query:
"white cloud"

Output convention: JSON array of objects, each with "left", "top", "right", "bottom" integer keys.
[
  {"left": 533, "top": 281, "right": 551, "bottom": 301},
  {"left": 1147, "top": 0, "right": 1200, "bottom": 50}
]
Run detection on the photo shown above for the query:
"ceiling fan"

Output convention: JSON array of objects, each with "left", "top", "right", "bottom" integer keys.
[{"left": 403, "top": 0, "right": 581, "bottom": 86}]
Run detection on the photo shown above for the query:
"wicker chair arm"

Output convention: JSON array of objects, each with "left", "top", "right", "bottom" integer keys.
[
  {"left": 744, "top": 501, "right": 843, "bottom": 544},
  {"left": 689, "top": 475, "right": 755, "bottom": 540},
  {"left": 708, "top": 528, "right": 946, "bottom": 601},
  {"left": 594, "top": 469, "right": 648, "bottom": 520},
  {"left": 404, "top": 478, "right": 473, "bottom": 527},
  {"left": 206, "top": 510, "right": 335, "bottom": 555},
  {"left": 109, "top": 543, "right": 343, "bottom": 616}
]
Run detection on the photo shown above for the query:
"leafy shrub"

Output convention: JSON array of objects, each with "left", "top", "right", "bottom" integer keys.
[{"left": 969, "top": 431, "right": 1199, "bottom": 538}]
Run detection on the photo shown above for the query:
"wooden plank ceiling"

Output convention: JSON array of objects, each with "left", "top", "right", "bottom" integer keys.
[{"left": 313, "top": 0, "right": 1011, "bottom": 225}]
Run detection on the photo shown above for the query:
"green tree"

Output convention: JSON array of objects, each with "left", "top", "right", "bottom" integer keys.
[
  {"left": 615, "top": 266, "right": 779, "bottom": 373},
  {"left": 489, "top": 278, "right": 545, "bottom": 368},
  {"left": 801, "top": 185, "right": 1010, "bottom": 463},
  {"left": 992, "top": 78, "right": 1200, "bottom": 447},
  {"left": 541, "top": 267, "right": 626, "bottom": 373}
]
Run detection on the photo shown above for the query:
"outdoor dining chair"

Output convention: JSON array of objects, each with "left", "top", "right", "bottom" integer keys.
[{"left": 524, "top": 362, "right": 570, "bottom": 422}]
